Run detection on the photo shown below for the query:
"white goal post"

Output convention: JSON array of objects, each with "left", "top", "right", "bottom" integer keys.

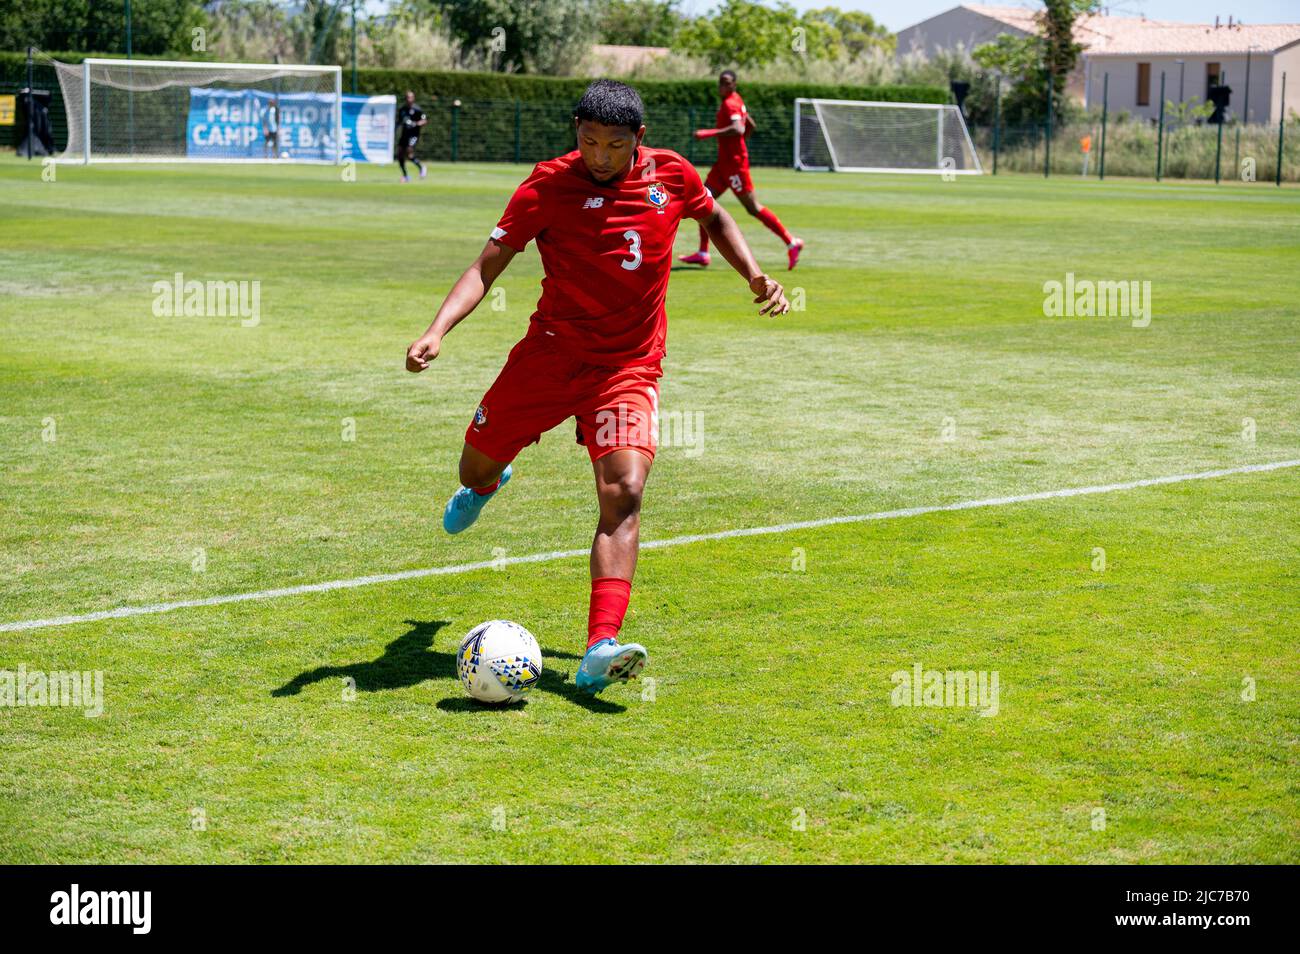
[
  {"left": 794, "top": 98, "right": 982, "bottom": 175},
  {"left": 47, "top": 56, "right": 345, "bottom": 164}
]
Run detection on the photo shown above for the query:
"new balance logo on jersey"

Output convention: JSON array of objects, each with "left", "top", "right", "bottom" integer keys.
[{"left": 583, "top": 197, "right": 605, "bottom": 209}]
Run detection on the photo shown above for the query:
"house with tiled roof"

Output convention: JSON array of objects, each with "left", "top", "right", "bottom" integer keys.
[
  {"left": 896, "top": 5, "right": 1300, "bottom": 123},
  {"left": 1081, "top": 19, "right": 1300, "bottom": 123}
]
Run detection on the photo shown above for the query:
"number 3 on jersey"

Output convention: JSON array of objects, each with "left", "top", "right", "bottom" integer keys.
[{"left": 621, "top": 229, "right": 642, "bottom": 271}]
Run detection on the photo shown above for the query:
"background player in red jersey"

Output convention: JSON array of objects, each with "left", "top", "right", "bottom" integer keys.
[
  {"left": 405, "top": 80, "right": 790, "bottom": 697},
  {"left": 681, "top": 69, "right": 804, "bottom": 271}
]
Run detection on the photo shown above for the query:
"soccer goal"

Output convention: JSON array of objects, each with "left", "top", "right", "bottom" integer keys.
[
  {"left": 794, "top": 99, "right": 982, "bottom": 175},
  {"left": 46, "top": 56, "right": 345, "bottom": 164}
]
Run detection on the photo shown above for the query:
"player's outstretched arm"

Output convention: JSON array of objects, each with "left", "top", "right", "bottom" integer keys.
[
  {"left": 697, "top": 205, "right": 790, "bottom": 317},
  {"left": 406, "top": 239, "right": 516, "bottom": 372},
  {"left": 695, "top": 118, "right": 745, "bottom": 139}
]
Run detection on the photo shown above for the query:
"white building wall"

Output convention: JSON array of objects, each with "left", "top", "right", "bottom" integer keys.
[
  {"left": 1085, "top": 53, "right": 1278, "bottom": 123},
  {"left": 1271, "top": 45, "right": 1300, "bottom": 123}
]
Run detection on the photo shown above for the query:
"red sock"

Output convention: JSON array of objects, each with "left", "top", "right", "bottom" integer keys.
[
  {"left": 472, "top": 478, "right": 500, "bottom": 496},
  {"left": 756, "top": 206, "right": 792, "bottom": 244},
  {"left": 587, "top": 577, "right": 631, "bottom": 648}
]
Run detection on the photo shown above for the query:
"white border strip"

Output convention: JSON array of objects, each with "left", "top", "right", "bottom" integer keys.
[{"left": 2, "top": 460, "right": 1295, "bottom": 634}]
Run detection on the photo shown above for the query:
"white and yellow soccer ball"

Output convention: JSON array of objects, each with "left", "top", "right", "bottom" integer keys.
[{"left": 456, "top": 620, "right": 543, "bottom": 704}]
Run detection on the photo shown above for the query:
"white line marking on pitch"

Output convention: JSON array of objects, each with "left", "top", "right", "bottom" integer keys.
[{"left": 2, "top": 459, "right": 1296, "bottom": 634}]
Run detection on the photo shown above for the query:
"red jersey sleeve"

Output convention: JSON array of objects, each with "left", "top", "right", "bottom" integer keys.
[
  {"left": 678, "top": 157, "right": 714, "bottom": 220},
  {"left": 726, "top": 93, "right": 746, "bottom": 124},
  {"left": 490, "top": 164, "right": 550, "bottom": 251}
]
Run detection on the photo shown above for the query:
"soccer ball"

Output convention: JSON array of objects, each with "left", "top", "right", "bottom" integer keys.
[{"left": 456, "top": 620, "right": 543, "bottom": 704}]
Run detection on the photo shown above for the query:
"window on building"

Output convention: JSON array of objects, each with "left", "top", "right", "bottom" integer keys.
[
  {"left": 1137, "top": 63, "right": 1151, "bottom": 106},
  {"left": 1206, "top": 62, "right": 1221, "bottom": 98}
]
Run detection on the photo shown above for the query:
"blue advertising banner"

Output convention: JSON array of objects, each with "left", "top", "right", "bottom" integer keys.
[
  {"left": 344, "top": 94, "right": 396, "bottom": 164},
  {"left": 185, "top": 89, "right": 395, "bottom": 163}
]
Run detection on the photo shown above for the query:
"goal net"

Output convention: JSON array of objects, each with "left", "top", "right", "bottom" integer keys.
[
  {"left": 795, "top": 99, "right": 982, "bottom": 175},
  {"left": 46, "top": 56, "right": 344, "bottom": 163}
]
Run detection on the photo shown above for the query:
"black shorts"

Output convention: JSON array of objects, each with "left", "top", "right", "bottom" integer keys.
[{"left": 399, "top": 133, "right": 419, "bottom": 151}]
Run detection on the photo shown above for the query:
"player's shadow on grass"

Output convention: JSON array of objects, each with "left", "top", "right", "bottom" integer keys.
[
  {"left": 271, "top": 619, "right": 625, "bottom": 713},
  {"left": 272, "top": 619, "right": 453, "bottom": 697}
]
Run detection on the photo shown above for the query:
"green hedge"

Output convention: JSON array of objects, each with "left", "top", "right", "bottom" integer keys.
[
  {"left": 354, "top": 68, "right": 944, "bottom": 165},
  {"left": 0, "top": 51, "right": 946, "bottom": 165}
]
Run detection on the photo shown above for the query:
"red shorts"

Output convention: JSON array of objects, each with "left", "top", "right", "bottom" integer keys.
[
  {"left": 704, "top": 160, "right": 753, "bottom": 197},
  {"left": 465, "top": 332, "right": 662, "bottom": 465}
]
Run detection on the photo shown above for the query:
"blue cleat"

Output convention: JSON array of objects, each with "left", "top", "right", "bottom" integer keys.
[
  {"left": 575, "top": 638, "right": 648, "bottom": 696},
  {"left": 442, "top": 465, "right": 511, "bottom": 534}
]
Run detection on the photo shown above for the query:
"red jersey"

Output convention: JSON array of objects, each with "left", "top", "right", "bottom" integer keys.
[
  {"left": 715, "top": 91, "right": 749, "bottom": 167},
  {"left": 490, "top": 146, "right": 713, "bottom": 365}
]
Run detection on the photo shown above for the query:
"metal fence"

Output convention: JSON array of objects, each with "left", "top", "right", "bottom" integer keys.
[
  {"left": 392, "top": 97, "right": 799, "bottom": 168},
  {"left": 971, "top": 70, "right": 1295, "bottom": 185},
  {"left": 7, "top": 63, "right": 1294, "bottom": 184},
  {"left": 1, "top": 81, "right": 792, "bottom": 169},
  {"left": 970, "top": 119, "right": 1297, "bottom": 183}
]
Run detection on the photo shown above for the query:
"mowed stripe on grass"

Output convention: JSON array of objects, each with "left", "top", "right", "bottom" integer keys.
[{"left": 1, "top": 458, "right": 1296, "bottom": 633}]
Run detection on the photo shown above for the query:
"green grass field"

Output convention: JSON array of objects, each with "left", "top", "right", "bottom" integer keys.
[{"left": 1, "top": 156, "right": 1297, "bottom": 863}]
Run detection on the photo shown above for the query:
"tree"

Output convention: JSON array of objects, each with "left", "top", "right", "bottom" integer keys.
[
  {"left": 0, "top": 0, "right": 207, "bottom": 56},
  {"left": 675, "top": 0, "right": 801, "bottom": 68},
  {"left": 597, "top": 0, "right": 684, "bottom": 47},
  {"left": 430, "top": 0, "right": 598, "bottom": 73},
  {"left": 202, "top": 1, "right": 294, "bottom": 63},
  {"left": 1037, "top": 0, "right": 1098, "bottom": 98},
  {"left": 973, "top": 33, "right": 1047, "bottom": 124},
  {"left": 972, "top": 1, "right": 1097, "bottom": 124},
  {"left": 802, "top": 7, "right": 892, "bottom": 59},
  {"left": 293, "top": 0, "right": 346, "bottom": 64}
]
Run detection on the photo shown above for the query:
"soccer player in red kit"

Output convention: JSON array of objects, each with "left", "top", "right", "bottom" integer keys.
[
  {"left": 681, "top": 69, "right": 804, "bottom": 271},
  {"left": 405, "top": 80, "right": 790, "bottom": 696}
]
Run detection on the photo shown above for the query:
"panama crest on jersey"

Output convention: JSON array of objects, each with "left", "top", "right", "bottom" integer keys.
[
  {"left": 646, "top": 181, "right": 668, "bottom": 213},
  {"left": 474, "top": 404, "right": 488, "bottom": 427}
]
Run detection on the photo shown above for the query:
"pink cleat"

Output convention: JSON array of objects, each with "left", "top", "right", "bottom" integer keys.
[
  {"left": 419, "top": 166, "right": 428, "bottom": 179},
  {"left": 400, "top": 175, "right": 409, "bottom": 183},
  {"left": 787, "top": 238, "right": 804, "bottom": 271},
  {"left": 679, "top": 251, "right": 711, "bottom": 267},
  {"left": 785, "top": 239, "right": 806, "bottom": 272}
]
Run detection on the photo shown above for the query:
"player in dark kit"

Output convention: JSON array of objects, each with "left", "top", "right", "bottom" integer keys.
[
  {"left": 396, "top": 90, "right": 427, "bottom": 182},
  {"left": 406, "top": 80, "right": 790, "bottom": 696},
  {"left": 681, "top": 69, "right": 803, "bottom": 270}
]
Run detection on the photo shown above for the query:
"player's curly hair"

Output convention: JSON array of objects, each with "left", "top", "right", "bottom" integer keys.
[{"left": 573, "top": 79, "right": 644, "bottom": 132}]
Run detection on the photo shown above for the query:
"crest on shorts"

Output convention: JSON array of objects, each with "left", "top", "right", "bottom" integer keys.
[
  {"left": 646, "top": 182, "right": 668, "bottom": 211},
  {"left": 474, "top": 404, "right": 488, "bottom": 427}
]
